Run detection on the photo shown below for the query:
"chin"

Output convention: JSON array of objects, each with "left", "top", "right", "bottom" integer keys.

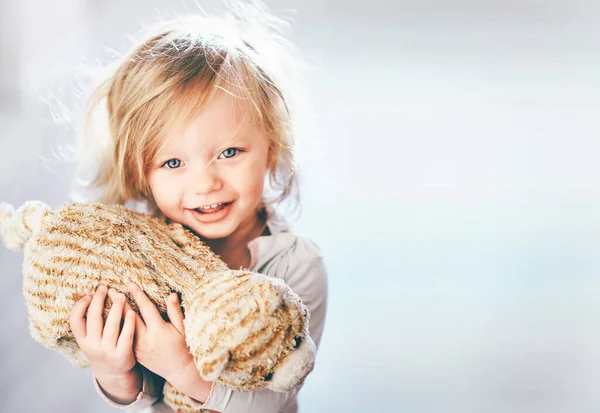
[
  {"left": 189, "top": 222, "right": 237, "bottom": 241},
  {"left": 196, "top": 230, "right": 232, "bottom": 240}
]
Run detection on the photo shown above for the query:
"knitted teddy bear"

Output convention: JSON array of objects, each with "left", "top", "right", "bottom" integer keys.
[{"left": 0, "top": 201, "right": 315, "bottom": 412}]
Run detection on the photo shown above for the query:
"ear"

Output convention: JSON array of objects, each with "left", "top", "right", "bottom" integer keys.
[
  {"left": 197, "top": 349, "right": 230, "bottom": 381},
  {"left": 254, "top": 274, "right": 286, "bottom": 314},
  {"left": 0, "top": 201, "right": 51, "bottom": 251},
  {"left": 267, "top": 142, "right": 278, "bottom": 172}
]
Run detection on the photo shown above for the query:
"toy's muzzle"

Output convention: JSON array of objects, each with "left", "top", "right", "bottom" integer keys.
[{"left": 267, "top": 334, "right": 316, "bottom": 392}]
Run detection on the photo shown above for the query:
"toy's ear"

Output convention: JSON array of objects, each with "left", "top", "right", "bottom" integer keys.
[
  {"left": 197, "top": 349, "right": 230, "bottom": 381},
  {"left": 0, "top": 201, "right": 51, "bottom": 251},
  {"left": 254, "top": 274, "right": 287, "bottom": 314}
]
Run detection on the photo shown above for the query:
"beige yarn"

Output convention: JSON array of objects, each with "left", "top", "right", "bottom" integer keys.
[{"left": 0, "top": 201, "right": 315, "bottom": 412}]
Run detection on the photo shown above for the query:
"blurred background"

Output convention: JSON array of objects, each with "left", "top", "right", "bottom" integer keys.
[{"left": 1, "top": 1, "right": 600, "bottom": 412}]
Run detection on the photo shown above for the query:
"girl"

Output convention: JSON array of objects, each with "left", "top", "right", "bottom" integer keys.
[{"left": 67, "top": 4, "right": 327, "bottom": 413}]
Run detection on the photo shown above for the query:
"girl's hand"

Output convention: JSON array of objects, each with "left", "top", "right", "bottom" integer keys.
[
  {"left": 128, "top": 283, "right": 195, "bottom": 383},
  {"left": 70, "top": 285, "right": 142, "bottom": 404},
  {"left": 70, "top": 285, "right": 137, "bottom": 377}
]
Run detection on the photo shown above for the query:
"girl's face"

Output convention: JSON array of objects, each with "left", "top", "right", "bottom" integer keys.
[{"left": 148, "top": 91, "right": 270, "bottom": 242}]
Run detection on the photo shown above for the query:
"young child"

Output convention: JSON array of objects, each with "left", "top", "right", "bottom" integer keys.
[{"left": 67, "top": 3, "right": 327, "bottom": 413}]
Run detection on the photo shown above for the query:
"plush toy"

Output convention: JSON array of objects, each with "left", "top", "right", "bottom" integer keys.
[{"left": 0, "top": 201, "right": 315, "bottom": 412}]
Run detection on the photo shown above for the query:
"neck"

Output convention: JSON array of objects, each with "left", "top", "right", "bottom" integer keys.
[{"left": 203, "top": 211, "right": 268, "bottom": 270}]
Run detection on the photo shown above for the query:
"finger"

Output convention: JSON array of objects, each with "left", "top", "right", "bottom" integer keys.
[
  {"left": 116, "top": 310, "right": 136, "bottom": 352},
  {"left": 128, "top": 283, "right": 163, "bottom": 326},
  {"left": 109, "top": 288, "right": 135, "bottom": 323},
  {"left": 133, "top": 308, "right": 146, "bottom": 336},
  {"left": 86, "top": 285, "right": 108, "bottom": 340},
  {"left": 122, "top": 297, "right": 145, "bottom": 333},
  {"left": 166, "top": 293, "right": 185, "bottom": 334},
  {"left": 69, "top": 295, "right": 92, "bottom": 340},
  {"left": 123, "top": 297, "right": 136, "bottom": 315},
  {"left": 103, "top": 289, "right": 125, "bottom": 346},
  {"left": 107, "top": 287, "right": 122, "bottom": 302}
]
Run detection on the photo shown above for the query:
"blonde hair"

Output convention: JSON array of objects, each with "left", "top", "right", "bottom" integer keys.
[{"left": 77, "top": 6, "right": 302, "bottom": 216}]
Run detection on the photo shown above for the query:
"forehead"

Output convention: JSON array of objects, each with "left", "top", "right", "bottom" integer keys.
[
  {"left": 160, "top": 89, "right": 265, "bottom": 150},
  {"left": 196, "top": 89, "right": 256, "bottom": 129}
]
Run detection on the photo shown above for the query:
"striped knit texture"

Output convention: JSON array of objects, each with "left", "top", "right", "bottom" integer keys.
[{"left": 0, "top": 201, "right": 315, "bottom": 412}]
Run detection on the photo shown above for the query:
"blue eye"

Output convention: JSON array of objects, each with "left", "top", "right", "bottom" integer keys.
[
  {"left": 219, "top": 148, "right": 239, "bottom": 159},
  {"left": 164, "top": 159, "right": 181, "bottom": 169}
]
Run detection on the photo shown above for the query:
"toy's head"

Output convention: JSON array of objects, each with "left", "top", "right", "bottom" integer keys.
[{"left": 184, "top": 270, "right": 315, "bottom": 392}]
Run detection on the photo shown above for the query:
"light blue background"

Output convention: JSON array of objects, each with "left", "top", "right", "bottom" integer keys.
[{"left": 1, "top": 1, "right": 599, "bottom": 412}]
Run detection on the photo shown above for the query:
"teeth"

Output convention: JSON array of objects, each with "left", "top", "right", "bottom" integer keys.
[{"left": 200, "top": 203, "right": 222, "bottom": 210}]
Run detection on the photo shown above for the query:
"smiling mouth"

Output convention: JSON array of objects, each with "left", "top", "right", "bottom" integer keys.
[{"left": 194, "top": 202, "right": 231, "bottom": 214}]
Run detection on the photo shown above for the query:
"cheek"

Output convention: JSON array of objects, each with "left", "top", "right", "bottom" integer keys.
[
  {"left": 232, "top": 162, "right": 267, "bottom": 196},
  {"left": 148, "top": 173, "right": 179, "bottom": 206}
]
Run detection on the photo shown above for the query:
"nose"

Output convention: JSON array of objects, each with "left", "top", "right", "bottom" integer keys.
[{"left": 190, "top": 162, "right": 222, "bottom": 195}]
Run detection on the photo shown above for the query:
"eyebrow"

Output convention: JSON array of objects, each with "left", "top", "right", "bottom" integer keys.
[{"left": 216, "top": 134, "right": 251, "bottom": 149}]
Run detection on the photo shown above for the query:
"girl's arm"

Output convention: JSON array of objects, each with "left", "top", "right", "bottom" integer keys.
[{"left": 93, "top": 365, "right": 163, "bottom": 411}]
